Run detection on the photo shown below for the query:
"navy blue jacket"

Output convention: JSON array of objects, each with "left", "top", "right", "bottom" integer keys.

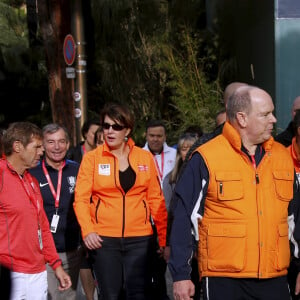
[{"left": 30, "top": 159, "right": 81, "bottom": 252}]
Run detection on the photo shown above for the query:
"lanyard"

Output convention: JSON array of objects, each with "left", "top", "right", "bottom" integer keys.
[
  {"left": 42, "top": 160, "right": 65, "bottom": 210},
  {"left": 82, "top": 144, "right": 86, "bottom": 154},
  {"left": 153, "top": 151, "right": 164, "bottom": 181},
  {"left": 250, "top": 155, "right": 256, "bottom": 169},
  {"left": 19, "top": 171, "right": 40, "bottom": 216},
  {"left": 243, "top": 145, "right": 263, "bottom": 169}
]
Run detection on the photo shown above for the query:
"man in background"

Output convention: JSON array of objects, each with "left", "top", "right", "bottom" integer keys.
[
  {"left": 144, "top": 119, "right": 176, "bottom": 185},
  {"left": 30, "top": 123, "right": 81, "bottom": 300},
  {"left": 144, "top": 119, "right": 176, "bottom": 300},
  {"left": 275, "top": 95, "right": 300, "bottom": 146}
]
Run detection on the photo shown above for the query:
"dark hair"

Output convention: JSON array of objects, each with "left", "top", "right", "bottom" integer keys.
[
  {"left": 145, "top": 119, "right": 166, "bottom": 132},
  {"left": 183, "top": 125, "right": 203, "bottom": 138},
  {"left": 215, "top": 109, "right": 226, "bottom": 118},
  {"left": 3, "top": 122, "right": 42, "bottom": 156},
  {"left": 81, "top": 119, "right": 101, "bottom": 139},
  {"left": 100, "top": 103, "right": 134, "bottom": 132},
  {"left": 94, "top": 126, "right": 104, "bottom": 145}
]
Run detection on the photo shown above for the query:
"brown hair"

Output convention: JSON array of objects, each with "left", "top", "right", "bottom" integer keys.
[
  {"left": 100, "top": 103, "right": 134, "bottom": 133},
  {"left": 3, "top": 122, "right": 42, "bottom": 156}
]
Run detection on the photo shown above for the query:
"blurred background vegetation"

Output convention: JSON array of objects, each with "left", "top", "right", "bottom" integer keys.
[{"left": 0, "top": 0, "right": 237, "bottom": 146}]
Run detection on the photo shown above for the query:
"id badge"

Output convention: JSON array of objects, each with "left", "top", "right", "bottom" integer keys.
[
  {"left": 50, "top": 214, "right": 60, "bottom": 233},
  {"left": 38, "top": 228, "right": 43, "bottom": 250}
]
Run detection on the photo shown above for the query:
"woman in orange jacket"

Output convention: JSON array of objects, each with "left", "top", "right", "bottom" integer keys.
[{"left": 74, "top": 103, "right": 167, "bottom": 300}]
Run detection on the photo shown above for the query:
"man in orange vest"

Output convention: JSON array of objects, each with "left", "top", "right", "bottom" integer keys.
[{"left": 169, "top": 85, "right": 300, "bottom": 300}]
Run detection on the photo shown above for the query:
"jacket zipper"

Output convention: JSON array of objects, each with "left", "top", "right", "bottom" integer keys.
[
  {"left": 95, "top": 198, "right": 100, "bottom": 223},
  {"left": 113, "top": 156, "right": 126, "bottom": 237},
  {"left": 143, "top": 200, "right": 148, "bottom": 224}
]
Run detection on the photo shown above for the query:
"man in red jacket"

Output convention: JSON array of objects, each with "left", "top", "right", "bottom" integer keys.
[{"left": 0, "top": 122, "right": 71, "bottom": 300}]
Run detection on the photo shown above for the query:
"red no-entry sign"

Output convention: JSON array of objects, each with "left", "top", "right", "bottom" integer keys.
[{"left": 63, "top": 34, "right": 76, "bottom": 66}]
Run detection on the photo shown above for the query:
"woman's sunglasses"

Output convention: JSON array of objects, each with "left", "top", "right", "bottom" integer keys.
[{"left": 102, "top": 122, "right": 125, "bottom": 131}]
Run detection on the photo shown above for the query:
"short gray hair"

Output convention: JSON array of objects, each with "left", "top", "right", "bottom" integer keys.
[
  {"left": 226, "top": 86, "right": 253, "bottom": 122},
  {"left": 42, "top": 123, "right": 70, "bottom": 143}
]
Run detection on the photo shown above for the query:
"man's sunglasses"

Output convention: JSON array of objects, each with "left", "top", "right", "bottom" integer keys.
[{"left": 102, "top": 122, "right": 125, "bottom": 131}]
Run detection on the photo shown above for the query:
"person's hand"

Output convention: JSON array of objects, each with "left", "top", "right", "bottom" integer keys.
[
  {"left": 173, "top": 280, "right": 195, "bottom": 300},
  {"left": 295, "top": 272, "right": 300, "bottom": 295},
  {"left": 157, "top": 246, "right": 165, "bottom": 258},
  {"left": 84, "top": 232, "right": 103, "bottom": 250},
  {"left": 163, "top": 246, "right": 170, "bottom": 262},
  {"left": 54, "top": 265, "right": 72, "bottom": 291}
]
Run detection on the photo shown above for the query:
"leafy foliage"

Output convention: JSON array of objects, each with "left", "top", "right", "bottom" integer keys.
[
  {"left": 90, "top": 0, "right": 222, "bottom": 145},
  {"left": 0, "top": 0, "right": 225, "bottom": 146},
  {"left": 156, "top": 29, "right": 222, "bottom": 141},
  {"left": 0, "top": 1, "right": 50, "bottom": 128}
]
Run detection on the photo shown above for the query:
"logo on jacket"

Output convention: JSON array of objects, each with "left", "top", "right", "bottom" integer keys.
[
  {"left": 99, "top": 164, "right": 110, "bottom": 176},
  {"left": 138, "top": 165, "right": 149, "bottom": 172},
  {"left": 67, "top": 176, "right": 76, "bottom": 193}
]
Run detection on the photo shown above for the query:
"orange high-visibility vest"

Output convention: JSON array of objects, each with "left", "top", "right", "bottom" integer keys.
[{"left": 197, "top": 122, "right": 294, "bottom": 279}]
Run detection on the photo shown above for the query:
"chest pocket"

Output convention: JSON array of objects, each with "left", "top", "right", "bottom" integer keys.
[
  {"left": 215, "top": 171, "right": 243, "bottom": 201},
  {"left": 273, "top": 170, "right": 293, "bottom": 201}
]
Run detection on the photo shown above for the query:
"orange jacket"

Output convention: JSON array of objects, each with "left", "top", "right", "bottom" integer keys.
[
  {"left": 74, "top": 138, "right": 167, "bottom": 247},
  {"left": 197, "top": 122, "right": 294, "bottom": 279}
]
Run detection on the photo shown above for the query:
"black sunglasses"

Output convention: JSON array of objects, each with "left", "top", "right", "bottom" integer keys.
[{"left": 102, "top": 122, "right": 125, "bottom": 131}]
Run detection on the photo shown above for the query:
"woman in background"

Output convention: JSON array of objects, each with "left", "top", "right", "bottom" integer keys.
[
  {"left": 163, "top": 132, "right": 198, "bottom": 210},
  {"left": 94, "top": 126, "right": 104, "bottom": 146},
  {"left": 67, "top": 119, "right": 100, "bottom": 163},
  {"left": 163, "top": 132, "right": 200, "bottom": 300}
]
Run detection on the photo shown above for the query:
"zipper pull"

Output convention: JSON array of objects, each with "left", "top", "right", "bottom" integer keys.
[
  {"left": 219, "top": 182, "right": 223, "bottom": 194},
  {"left": 256, "top": 173, "right": 259, "bottom": 184}
]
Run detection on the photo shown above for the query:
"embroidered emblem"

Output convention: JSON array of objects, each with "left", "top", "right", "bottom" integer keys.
[
  {"left": 67, "top": 176, "right": 76, "bottom": 193},
  {"left": 138, "top": 165, "right": 149, "bottom": 172}
]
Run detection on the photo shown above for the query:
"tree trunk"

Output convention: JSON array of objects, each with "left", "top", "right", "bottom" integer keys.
[{"left": 37, "top": 0, "right": 76, "bottom": 144}]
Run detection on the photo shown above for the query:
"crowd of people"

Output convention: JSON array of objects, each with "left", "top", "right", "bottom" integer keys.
[{"left": 1, "top": 83, "right": 300, "bottom": 300}]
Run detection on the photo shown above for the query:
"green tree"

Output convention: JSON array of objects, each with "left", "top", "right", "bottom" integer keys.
[
  {"left": 90, "top": 0, "right": 222, "bottom": 145},
  {"left": 157, "top": 28, "right": 222, "bottom": 141},
  {"left": 0, "top": 0, "right": 50, "bottom": 127}
]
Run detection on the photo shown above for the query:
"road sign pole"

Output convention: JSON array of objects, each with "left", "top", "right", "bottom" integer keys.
[{"left": 71, "top": 0, "right": 87, "bottom": 144}]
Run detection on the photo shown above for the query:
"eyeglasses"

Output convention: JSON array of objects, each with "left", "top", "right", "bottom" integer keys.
[{"left": 102, "top": 122, "right": 125, "bottom": 131}]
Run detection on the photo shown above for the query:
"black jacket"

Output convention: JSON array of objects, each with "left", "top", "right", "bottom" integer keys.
[{"left": 274, "top": 121, "right": 294, "bottom": 147}]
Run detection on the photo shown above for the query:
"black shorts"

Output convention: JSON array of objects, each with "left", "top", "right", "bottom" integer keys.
[{"left": 80, "top": 247, "right": 94, "bottom": 269}]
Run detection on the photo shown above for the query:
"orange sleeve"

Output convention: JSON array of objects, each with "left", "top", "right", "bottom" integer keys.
[
  {"left": 146, "top": 153, "right": 168, "bottom": 247},
  {"left": 74, "top": 152, "right": 96, "bottom": 239}
]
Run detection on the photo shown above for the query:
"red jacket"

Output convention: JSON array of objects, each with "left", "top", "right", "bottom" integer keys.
[
  {"left": 0, "top": 159, "right": 61, "bottom": 273},
  {"left": 74, "top": 138, "right": 167, "bottom": 247}
]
